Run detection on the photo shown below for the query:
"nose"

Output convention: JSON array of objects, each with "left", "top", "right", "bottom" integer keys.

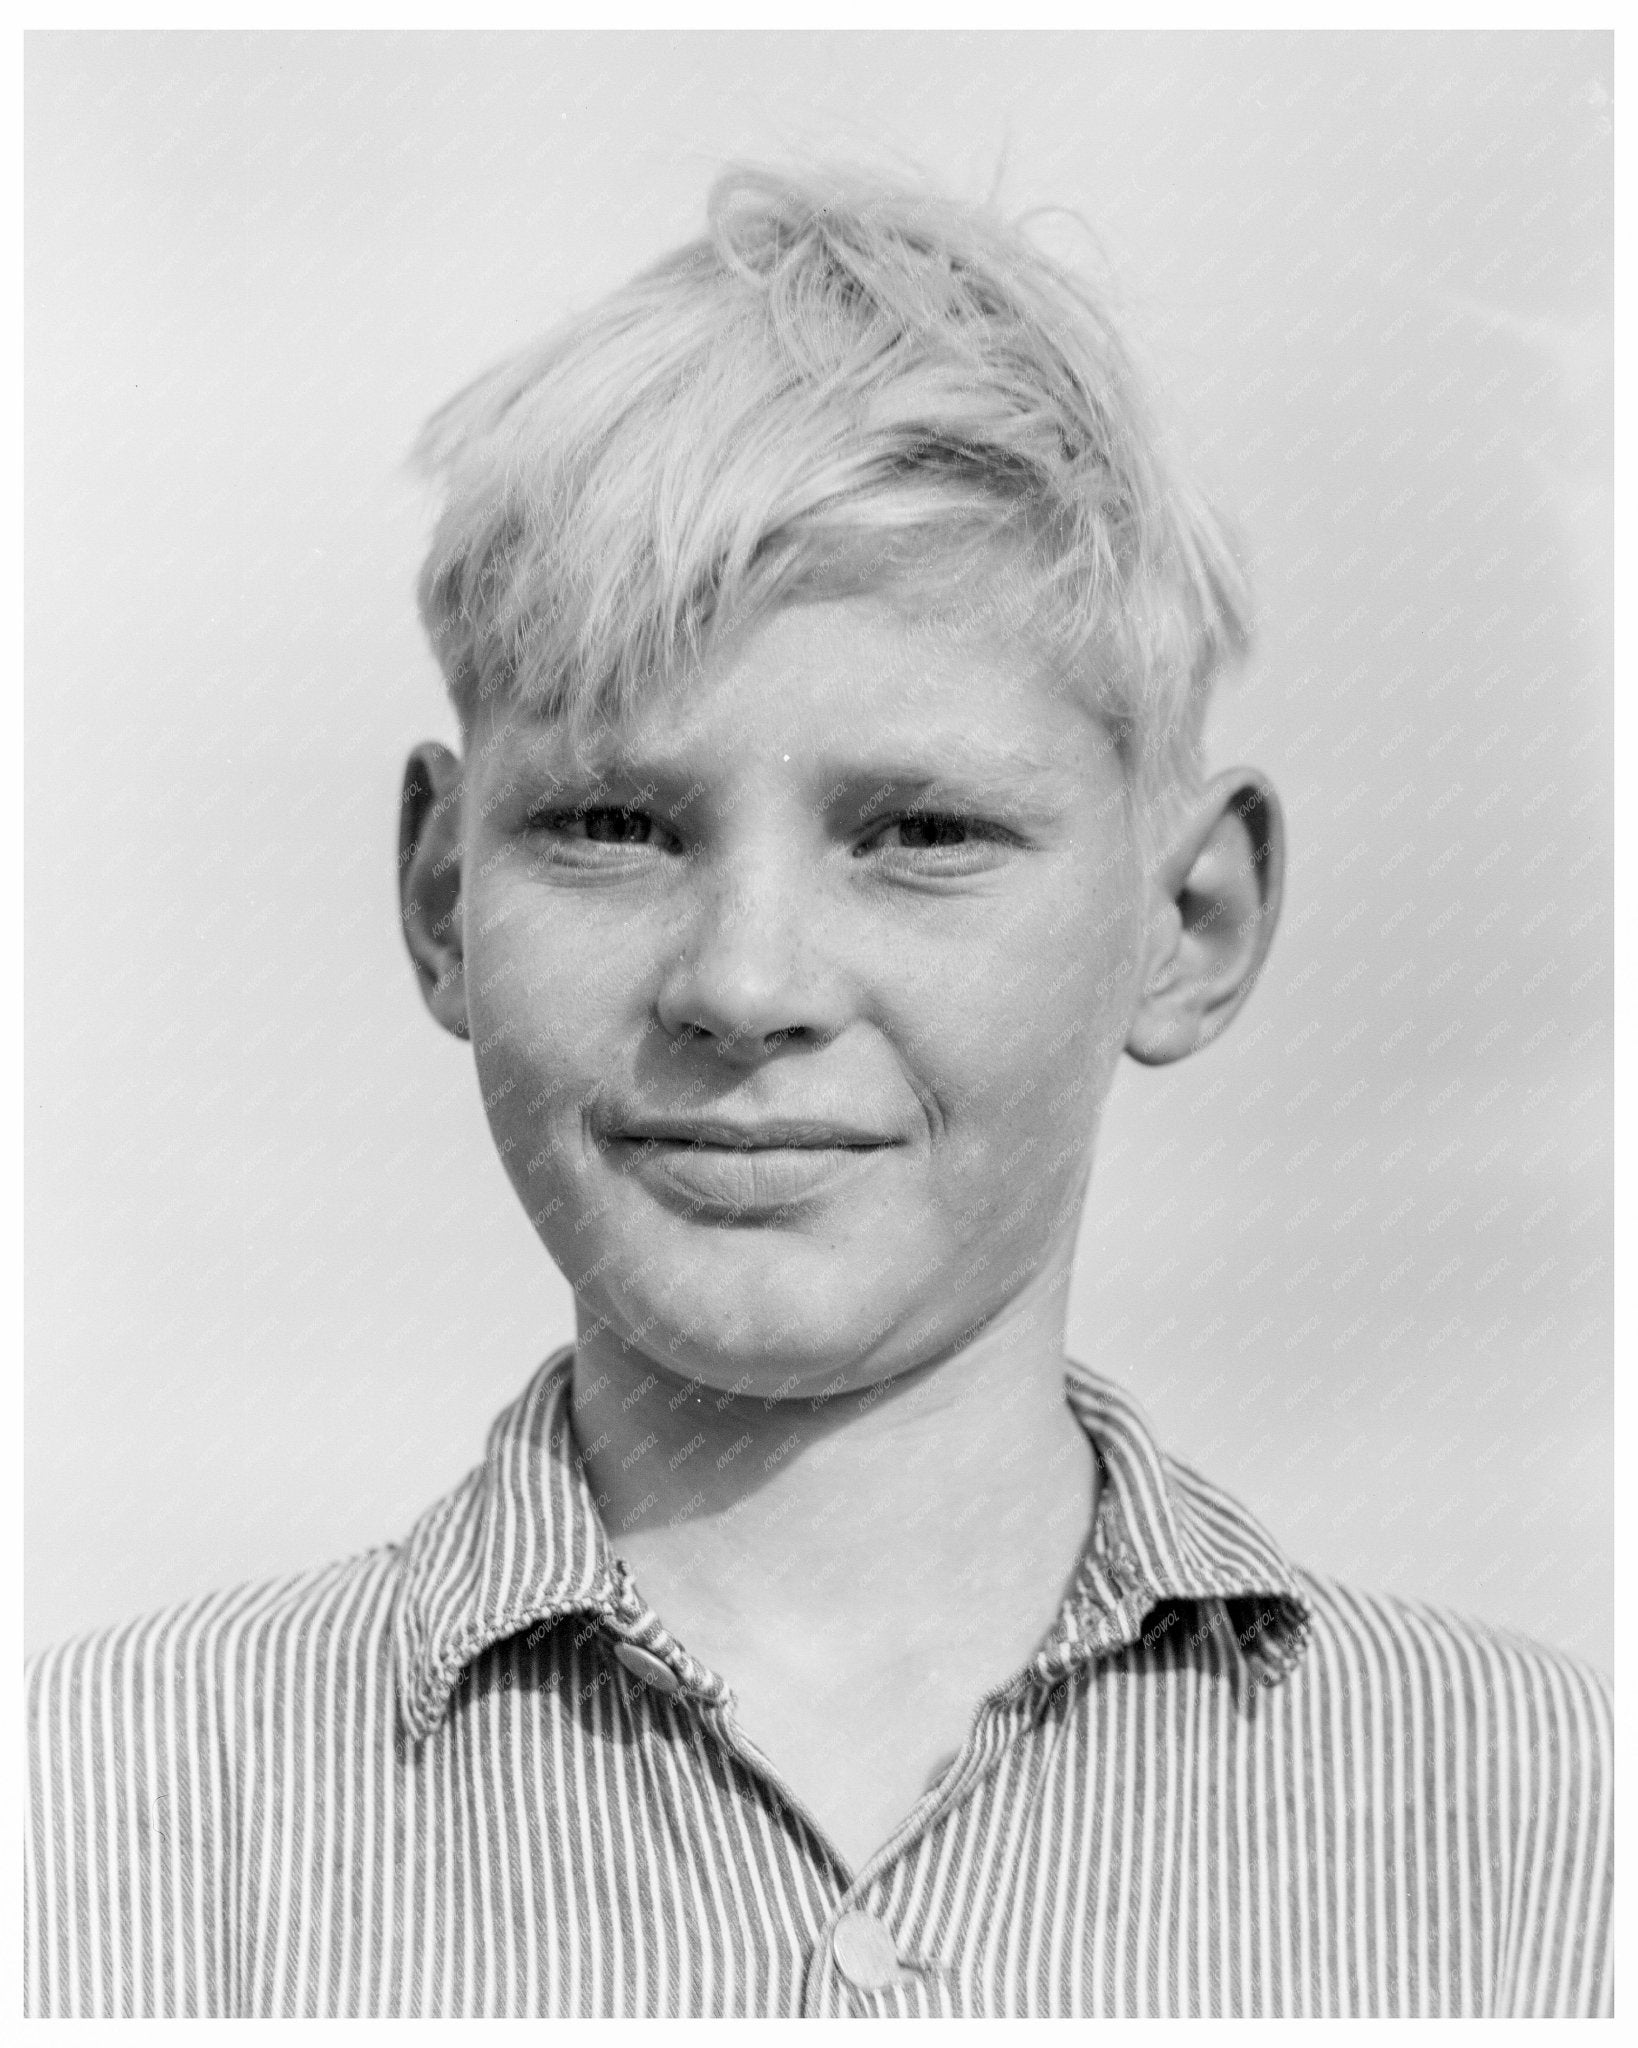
[{"left": 654, "top": 851, "right": 845, "bottom": 1059}]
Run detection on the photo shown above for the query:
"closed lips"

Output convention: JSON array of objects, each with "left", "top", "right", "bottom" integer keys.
[
  {"left": 608, "top": 1117, "right": 902, "bottom": 1215},
  {"left": 616, "top": 1120, "right": 896, "bottom": 1149}
]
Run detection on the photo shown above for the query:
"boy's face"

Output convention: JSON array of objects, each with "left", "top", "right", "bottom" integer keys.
[{"left": 450, "top": 595, "right": 1151, "bottom": 1400}]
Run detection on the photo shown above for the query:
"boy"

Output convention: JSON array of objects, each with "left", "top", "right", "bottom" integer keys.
[{"left": 26, "top": 164, "right": 1611, "bottom": 2017}]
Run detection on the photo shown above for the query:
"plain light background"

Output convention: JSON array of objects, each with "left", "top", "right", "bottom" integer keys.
[{"left": 26, "top": 32, "right": 1612, "bottom": 1666}]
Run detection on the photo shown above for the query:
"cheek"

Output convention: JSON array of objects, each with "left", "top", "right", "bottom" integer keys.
[
  {"left": 465, "top": 873, "right": 620, "bottom": 1068},
  {"left": 1058, "top": 904, "right": 1146, "bottom": 1074},
  {"left": 953, "top": 890, "right": 1143, "bottom": 1168},
  {"left": 463, "top": 905, "right": 600, "bottom": 1207},
  {"left": 467, "top": 1027, "right": 567, "bottom": 1230}
]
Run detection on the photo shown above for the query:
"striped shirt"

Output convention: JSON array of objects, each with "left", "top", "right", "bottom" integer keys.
[{"left": 25, "top": 1348, "right": 1612, "bottom": 2017}]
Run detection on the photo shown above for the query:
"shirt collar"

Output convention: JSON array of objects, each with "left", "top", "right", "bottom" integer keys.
[
  {"left": 1039, "top": 1365, "right": 1311, "bottom": 1688},
  {"left": 393, "top": 1348, "right": 1311, "bottom": 1741}
]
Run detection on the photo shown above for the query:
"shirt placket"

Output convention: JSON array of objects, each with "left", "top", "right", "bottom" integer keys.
[
  {"left": 792, "top": 1678, "right": 1050, "bottom": 2019},
  {"left": 596, "top": 1570, "right": 852, "bottom": 2011},
  {"left": 599, "top": 1570, "right": 1065, "bottom": 2019},
  {"left": 587, "top": 1488, "right": 1176, "bottom": 2018}
]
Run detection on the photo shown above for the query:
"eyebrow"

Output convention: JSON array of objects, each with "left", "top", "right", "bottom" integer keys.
[
  {"left": 526, "top": 732, "right": 1078, "bottom": 788},
  {"left": 811, "top": 760, "right": 1081, "bottom": 822}
]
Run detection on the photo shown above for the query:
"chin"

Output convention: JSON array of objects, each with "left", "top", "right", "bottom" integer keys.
[
  {"left": 556, "top": 1179, "right": 1009, "bottom": 1398},
  {"left": 590, "top": 1259, "right": 915, "bottom": 1402}
]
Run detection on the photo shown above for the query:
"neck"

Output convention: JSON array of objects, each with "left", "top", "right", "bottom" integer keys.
[{"left": 571, "top": 1263, "right": 1098, "bottom": 1660}]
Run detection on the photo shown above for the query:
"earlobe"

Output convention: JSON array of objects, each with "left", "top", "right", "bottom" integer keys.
[
  {"left": 1125, "top": 770, "right": 1284, "bottom": 1067},
  {"left": 399, "top": 742, "right": 471, "bottom": 1041}
]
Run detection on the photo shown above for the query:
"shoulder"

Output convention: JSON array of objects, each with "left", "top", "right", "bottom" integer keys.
[
  {"left": 25, "top": 1547, "right": 404, "bottom": 2017},
  {"left": 1290, "top": 1568, "right": 1612, "bottom": 1740},
  {"left": 27, "top": 1543, "right": 403, "bottom": 1732},
  {"left": 1287, "top": 1572, "right": 1612, "bottom": 2017},
  {"left": 26, "top": 1545, "right": 404, "bottom": 1848}
]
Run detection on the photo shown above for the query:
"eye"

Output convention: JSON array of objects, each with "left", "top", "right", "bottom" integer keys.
[
  {"left": 888, "top": 815, "right": 976, "bottom": 850},
  {"left": 525, "top": 804, "right": 679, "bottom": 858},
  {"left": 577, "top": 807, "right": 656, "bottom": 844},
  {"left": 856, "top": 812, "right": 1011, "bottom": 858}
]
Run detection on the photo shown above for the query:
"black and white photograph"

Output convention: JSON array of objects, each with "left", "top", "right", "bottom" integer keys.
[{"left": 24, "top": 29, "right": 1614, "bottom": 2019}]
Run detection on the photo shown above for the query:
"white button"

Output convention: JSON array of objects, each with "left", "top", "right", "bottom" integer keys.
[
  {"left": 612, "top": 1642, "right": 679, "bottom": 1693},
  {"left": 831, "top": 1909, "right": 902, "bottom": 1991}
]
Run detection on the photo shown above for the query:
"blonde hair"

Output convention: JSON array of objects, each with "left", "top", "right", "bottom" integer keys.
[{"left": 415, "top": 162, "right": 1251, "bottom": 824}]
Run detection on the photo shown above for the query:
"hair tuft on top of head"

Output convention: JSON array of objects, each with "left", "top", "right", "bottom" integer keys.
[{"left": 413, "top": 160, "right": 1252, "bottom": 824}]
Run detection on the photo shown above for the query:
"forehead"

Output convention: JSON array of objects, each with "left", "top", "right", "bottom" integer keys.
[{"left": 473, "top": 595, "right": 1116, "bottom": 795}]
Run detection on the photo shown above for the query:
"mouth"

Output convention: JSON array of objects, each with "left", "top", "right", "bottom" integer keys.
[
  {"left": 616, "top": 1116, "right": 895, "bottom": 1150},
  {"left": 607, "top": 1117, "right": 901, "bottom": 1215}
]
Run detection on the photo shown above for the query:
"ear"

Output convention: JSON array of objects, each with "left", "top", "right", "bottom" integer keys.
[
  {"left": 398, "top": 741, "right": 470, "bottom": 1041},
  {"left": 1126, "top": 768, "right": 1285, "bottom": 1067}
]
